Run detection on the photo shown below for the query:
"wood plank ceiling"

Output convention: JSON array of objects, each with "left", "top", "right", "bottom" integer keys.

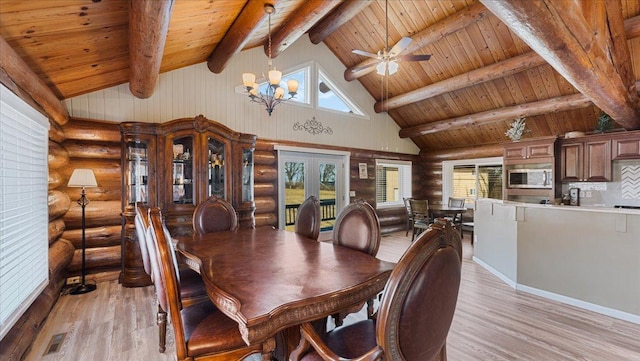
[{"left": 1, "top": 0, "right": 639, "bottom": 153}]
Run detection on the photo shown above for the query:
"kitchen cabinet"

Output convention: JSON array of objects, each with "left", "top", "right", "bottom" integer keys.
[
  {"left": 560, "top": 136, "right": 611, "bottom": 182},
  {"left": 503, "top": 136, "right": 557, "bottom": 164},
  {"left": 503, "top": 136, "right": 559, "bottom": 203},
  {"left": 119, "top": 115, "right": 256, "bottom": 287},
  {"left": 611, "top": 131, "right": 640, "bottom": 160}
]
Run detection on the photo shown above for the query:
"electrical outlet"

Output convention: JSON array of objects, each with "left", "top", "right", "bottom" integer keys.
[
  {"left": 349, "top": 190, "right": 356, "bottom": 197},
  {"left": 67, "top": 276, "right": 80, "bottom": 285}
]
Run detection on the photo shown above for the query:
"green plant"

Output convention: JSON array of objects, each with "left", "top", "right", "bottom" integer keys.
[
  {"left": 505, "top": 117, "right": 529, "bottom": 141},
  {"left": 594, "top": 112, "right": 613, "bottom": 133}
]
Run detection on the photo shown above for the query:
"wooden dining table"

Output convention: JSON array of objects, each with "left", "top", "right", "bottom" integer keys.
[
  {"left": 429, "top": 205, "right": 467, "bottom": 219},
  {"left": 174, "top": 226, "right": 395, "bottom": 358}
]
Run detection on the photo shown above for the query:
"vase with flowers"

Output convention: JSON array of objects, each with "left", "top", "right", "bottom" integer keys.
[{"left": 505, "top": 117, "right": 529, "bottom": 141}]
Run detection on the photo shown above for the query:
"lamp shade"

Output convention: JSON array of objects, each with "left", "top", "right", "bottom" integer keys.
[{"left": 68, "top": 169, "right": 97, "bottom": 188}]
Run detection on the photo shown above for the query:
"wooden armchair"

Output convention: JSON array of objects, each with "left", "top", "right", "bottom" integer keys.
[
  {"left": 295, "top": 195, "right": 321, "bottom": 240},
  {"left": 192, "top": 196, "right": 238, "bottom": 235},
  {"left": 148, "top": 208, "right": 275, "bottom": 361},
  {"left": 409, "top": 199, "right": 430, "bottom": 242},
  {"left": 331, "top": 199, "right": 381, "bottom": 325},
  {"left": 139, "top": 205, "right": 208, "bottom": 353},
  {"left": 291, "top": 220, "right": 462, "bottom": 361},
  {"left": 403, "top": 197, "right": 413, "bottom": 236},
  {"left": 448, "top": 197, "right": 466, "bottom": 234}
]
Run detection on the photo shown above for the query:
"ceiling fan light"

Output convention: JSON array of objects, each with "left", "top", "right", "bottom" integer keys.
[
  {"left": 376, "top": 62, "right": 386, "bottom": 76},
  {"left": 388, "top": 60, "right": 399, "bottom": 75}
]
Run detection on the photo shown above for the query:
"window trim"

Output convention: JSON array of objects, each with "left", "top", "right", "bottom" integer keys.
[
  {"left": 375, "top": 159, "right": 412, "bottom": 209},
  {"left": 442, "top": 157, "right": 503, "bottom": 206}
]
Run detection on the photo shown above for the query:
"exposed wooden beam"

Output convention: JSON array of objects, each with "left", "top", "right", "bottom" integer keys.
[
  {"left": 267, "top": 0, "right": 341, "bottom": 58},
  {"left": 375, "top": 51, "right": 547, "bottom": 113},
  {"left": 345, "top": 2, "right": 489, "bottom": 82},
  {"left": 129, "top": 0, "right": 173, "bottom": 99},
  {"left": 625, "top": 14, "right": 640, "bottom": 38},
  {"left": 420, "top": 143, "right": 503, "bottom": 161},
  {"left": 0, "top": 36, "right": 69, "bottom": 126},
  {"left": 207, "top": 1, "right": 272, "bottom": 74},
  {"left": 308, "top": 0, "right": 373, "bottom": 44},
  {"left": 399, "top": 93, "right": 593, "bottom": 139},
  {"left": 480, "top": 0, "right": 640, "bottom": 130},
  {"left": 376, "top": 14, "right": 640, "bottom": 114}
]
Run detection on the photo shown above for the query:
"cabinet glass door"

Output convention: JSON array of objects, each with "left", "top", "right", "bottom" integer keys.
[
  {"left": 208, "top": 137, "right": 225, "bottom": 198},
  {"left": 242, "top": 148, "right": 254, "bottom": 202},
  {"left": 126, "top": 142, "right": 148, "bottom": 204},
  {"left": 172, "top": 136, "right": 194, "bottom": 204}
]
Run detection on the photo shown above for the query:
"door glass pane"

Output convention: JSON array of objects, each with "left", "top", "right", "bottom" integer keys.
[
  {"left": 452, "top": 165, "right": 475, "bottom": 203},
  {"left": 478, "top": 165, "right": 503, "bottom": 199},
  {"left": 284, "top": 161, "right": 305, "bottom": 231},
  {"left": 172, "top": 136, "right": 193, "bottom": 204},
  {"left": 318, "top": 162, "right": 337, "bottom": 231},
  {"left": 208, "top": 137, "right": 225, "bottom": 199}
]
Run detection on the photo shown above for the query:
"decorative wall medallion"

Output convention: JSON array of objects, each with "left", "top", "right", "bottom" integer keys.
[
  {"left": 621, "top": 165, "right": 640, "bottom": 199},
  {"left": 293, "top": 117, "right": 333, "bottom": 135}
]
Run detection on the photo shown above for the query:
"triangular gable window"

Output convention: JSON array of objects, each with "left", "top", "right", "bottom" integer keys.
[{"left": 317, "top": 68, "right": 365, "bottom": 116}]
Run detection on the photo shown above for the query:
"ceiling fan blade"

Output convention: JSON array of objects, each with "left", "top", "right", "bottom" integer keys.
[
  {"left": 398, "top": 54, "right": 432, "bottom": 62},
  {"left": 352, "top": 49, "right": 379, "bottom": 58},
  {"left": 388, "top": 37, "right": 412, "bottom": 57},
  {"left": 350, "top": 61, "right": 379, "bottom": 74}
]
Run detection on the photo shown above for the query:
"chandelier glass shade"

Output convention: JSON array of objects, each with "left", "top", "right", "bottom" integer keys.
[{"left": 242, "top": 4, "right": 298, "bottom": 116}]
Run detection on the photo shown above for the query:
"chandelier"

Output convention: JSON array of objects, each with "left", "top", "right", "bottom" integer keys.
[{"left": 242, "top": 4, "right": 298, "bottom": 116}]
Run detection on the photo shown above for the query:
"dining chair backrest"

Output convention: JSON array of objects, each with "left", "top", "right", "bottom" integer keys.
[
  {"left": 376, "top": 219, "right": 462, "bottom": 360},
  {"left": 295, "top": 195, "right": 321, "bottom": 240},
  {"left": 332, "top": 198, "right": 380, "bottom": 257},
  {"left": 149, "top": 208, "right": 189, "bottom": 355},
  {"left": 192, "top": 196, "right": 238, "bottom": 235},
  {"left": 409, "top": 199, "right": 429, "bottom": 219},
  {"left": 448, "top": 197, "right": 465, "bottom": 208},
  {"left": 135, "top": 203, "right": 151, "bottom": 276}
]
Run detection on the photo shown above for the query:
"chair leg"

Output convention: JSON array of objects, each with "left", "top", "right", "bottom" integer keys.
[{"left": 157, "top": 305, "right": 167, "bottom": 353}]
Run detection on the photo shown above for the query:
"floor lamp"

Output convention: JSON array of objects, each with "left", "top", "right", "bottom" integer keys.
[{"left": 67, "top": 168, "right": 98, "bottom": 295}]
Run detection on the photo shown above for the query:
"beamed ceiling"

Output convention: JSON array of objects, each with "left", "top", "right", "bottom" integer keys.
[{"left": 1, "top": 0, "right": 639, "bottom": 153}]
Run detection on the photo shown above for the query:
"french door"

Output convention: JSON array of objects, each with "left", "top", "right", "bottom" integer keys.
[{"left": 276, "top": 147, "right": 349, "bottom": 239}]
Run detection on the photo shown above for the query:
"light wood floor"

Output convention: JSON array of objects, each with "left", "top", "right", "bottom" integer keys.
[{"left": 24, "top": 231, "right": 640, "bottom": 361}]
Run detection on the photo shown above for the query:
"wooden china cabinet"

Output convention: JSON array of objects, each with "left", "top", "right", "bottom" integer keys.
[{"left": 119, "top": 115, "right": 256, "bottom": 287}]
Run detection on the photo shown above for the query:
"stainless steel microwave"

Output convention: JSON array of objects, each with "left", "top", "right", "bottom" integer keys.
[{"left": 507, "top": 168, "right": 552, "bottom": 189}]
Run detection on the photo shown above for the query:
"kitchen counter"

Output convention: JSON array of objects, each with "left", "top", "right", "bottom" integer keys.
[{"left": 473, "top": 198, "right": 640, "bottom": 324}]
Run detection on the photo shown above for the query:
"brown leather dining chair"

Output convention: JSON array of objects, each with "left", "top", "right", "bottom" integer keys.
[
  {"left": 331, "top": 198, "right": 381, "bottom": 325},
  {"left": 137, "top": 204, "right": 208, "bottom": 353},
  {"left": 192, "top": 195, "right": 238, "bottom": 235},
  {"left": 148, "top": 207, "right": 275, "bottom": 361},
  {"left": 290, "top": 219, "right": 462, "bottom": 361},
  {"left": 295, "top": 195, "right": 322, "bottom": 240}
]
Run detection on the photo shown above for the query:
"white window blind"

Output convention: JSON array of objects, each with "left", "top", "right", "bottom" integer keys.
[
  {"left": 0, "top": 84, "right": 50, "bottom": 340},
  {"left": 375, "top": 159, "right": 412, "bottom": 208}
]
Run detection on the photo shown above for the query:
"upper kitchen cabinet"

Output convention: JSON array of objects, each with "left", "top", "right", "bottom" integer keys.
[
  {"left": 611, "top": 131, "right": 640, "bottom": 160},
  {"left": 503, "top": 136, "right": 557, "bottom": 165},
  {"left": 560, "top": 135, "right": 611, "bottom": 182}
]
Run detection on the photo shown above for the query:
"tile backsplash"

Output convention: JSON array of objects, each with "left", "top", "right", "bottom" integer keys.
[{"left": 562, "top": 159, "right": 640, "bottom": 207}]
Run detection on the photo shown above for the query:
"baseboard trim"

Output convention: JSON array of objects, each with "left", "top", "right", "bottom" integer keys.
[{"left": 472, "top": 256, "right": 640, "bottom": 325}]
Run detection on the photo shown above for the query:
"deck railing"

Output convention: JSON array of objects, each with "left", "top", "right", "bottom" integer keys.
[{"left": 285, "top": 199, "right": 336, "bottom": 230}]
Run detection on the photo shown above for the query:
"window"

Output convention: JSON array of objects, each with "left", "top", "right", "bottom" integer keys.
[
  {"left": 375, "top": 160, "right": 412, "bottom": 208},
  {"left": 443, "top": 157, "right": 503, "bottom": 205},
  {"left": 317, "top": 68, "right": 365, "bottom": 116},
  {"left": 0, "top": 84, "right": 50, "bottom": 339},
  {"left": 255, "top": 66, "right": 310, "bottom": 105}
]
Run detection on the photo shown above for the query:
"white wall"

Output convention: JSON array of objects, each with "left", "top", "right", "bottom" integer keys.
[{"left": 65, "top": 35, "right": 419, "bottom": 155}]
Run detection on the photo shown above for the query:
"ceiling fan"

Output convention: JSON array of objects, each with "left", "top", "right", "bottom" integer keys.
[{"left": 352, "top": 0, "right": 431, "bottom": 76}]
